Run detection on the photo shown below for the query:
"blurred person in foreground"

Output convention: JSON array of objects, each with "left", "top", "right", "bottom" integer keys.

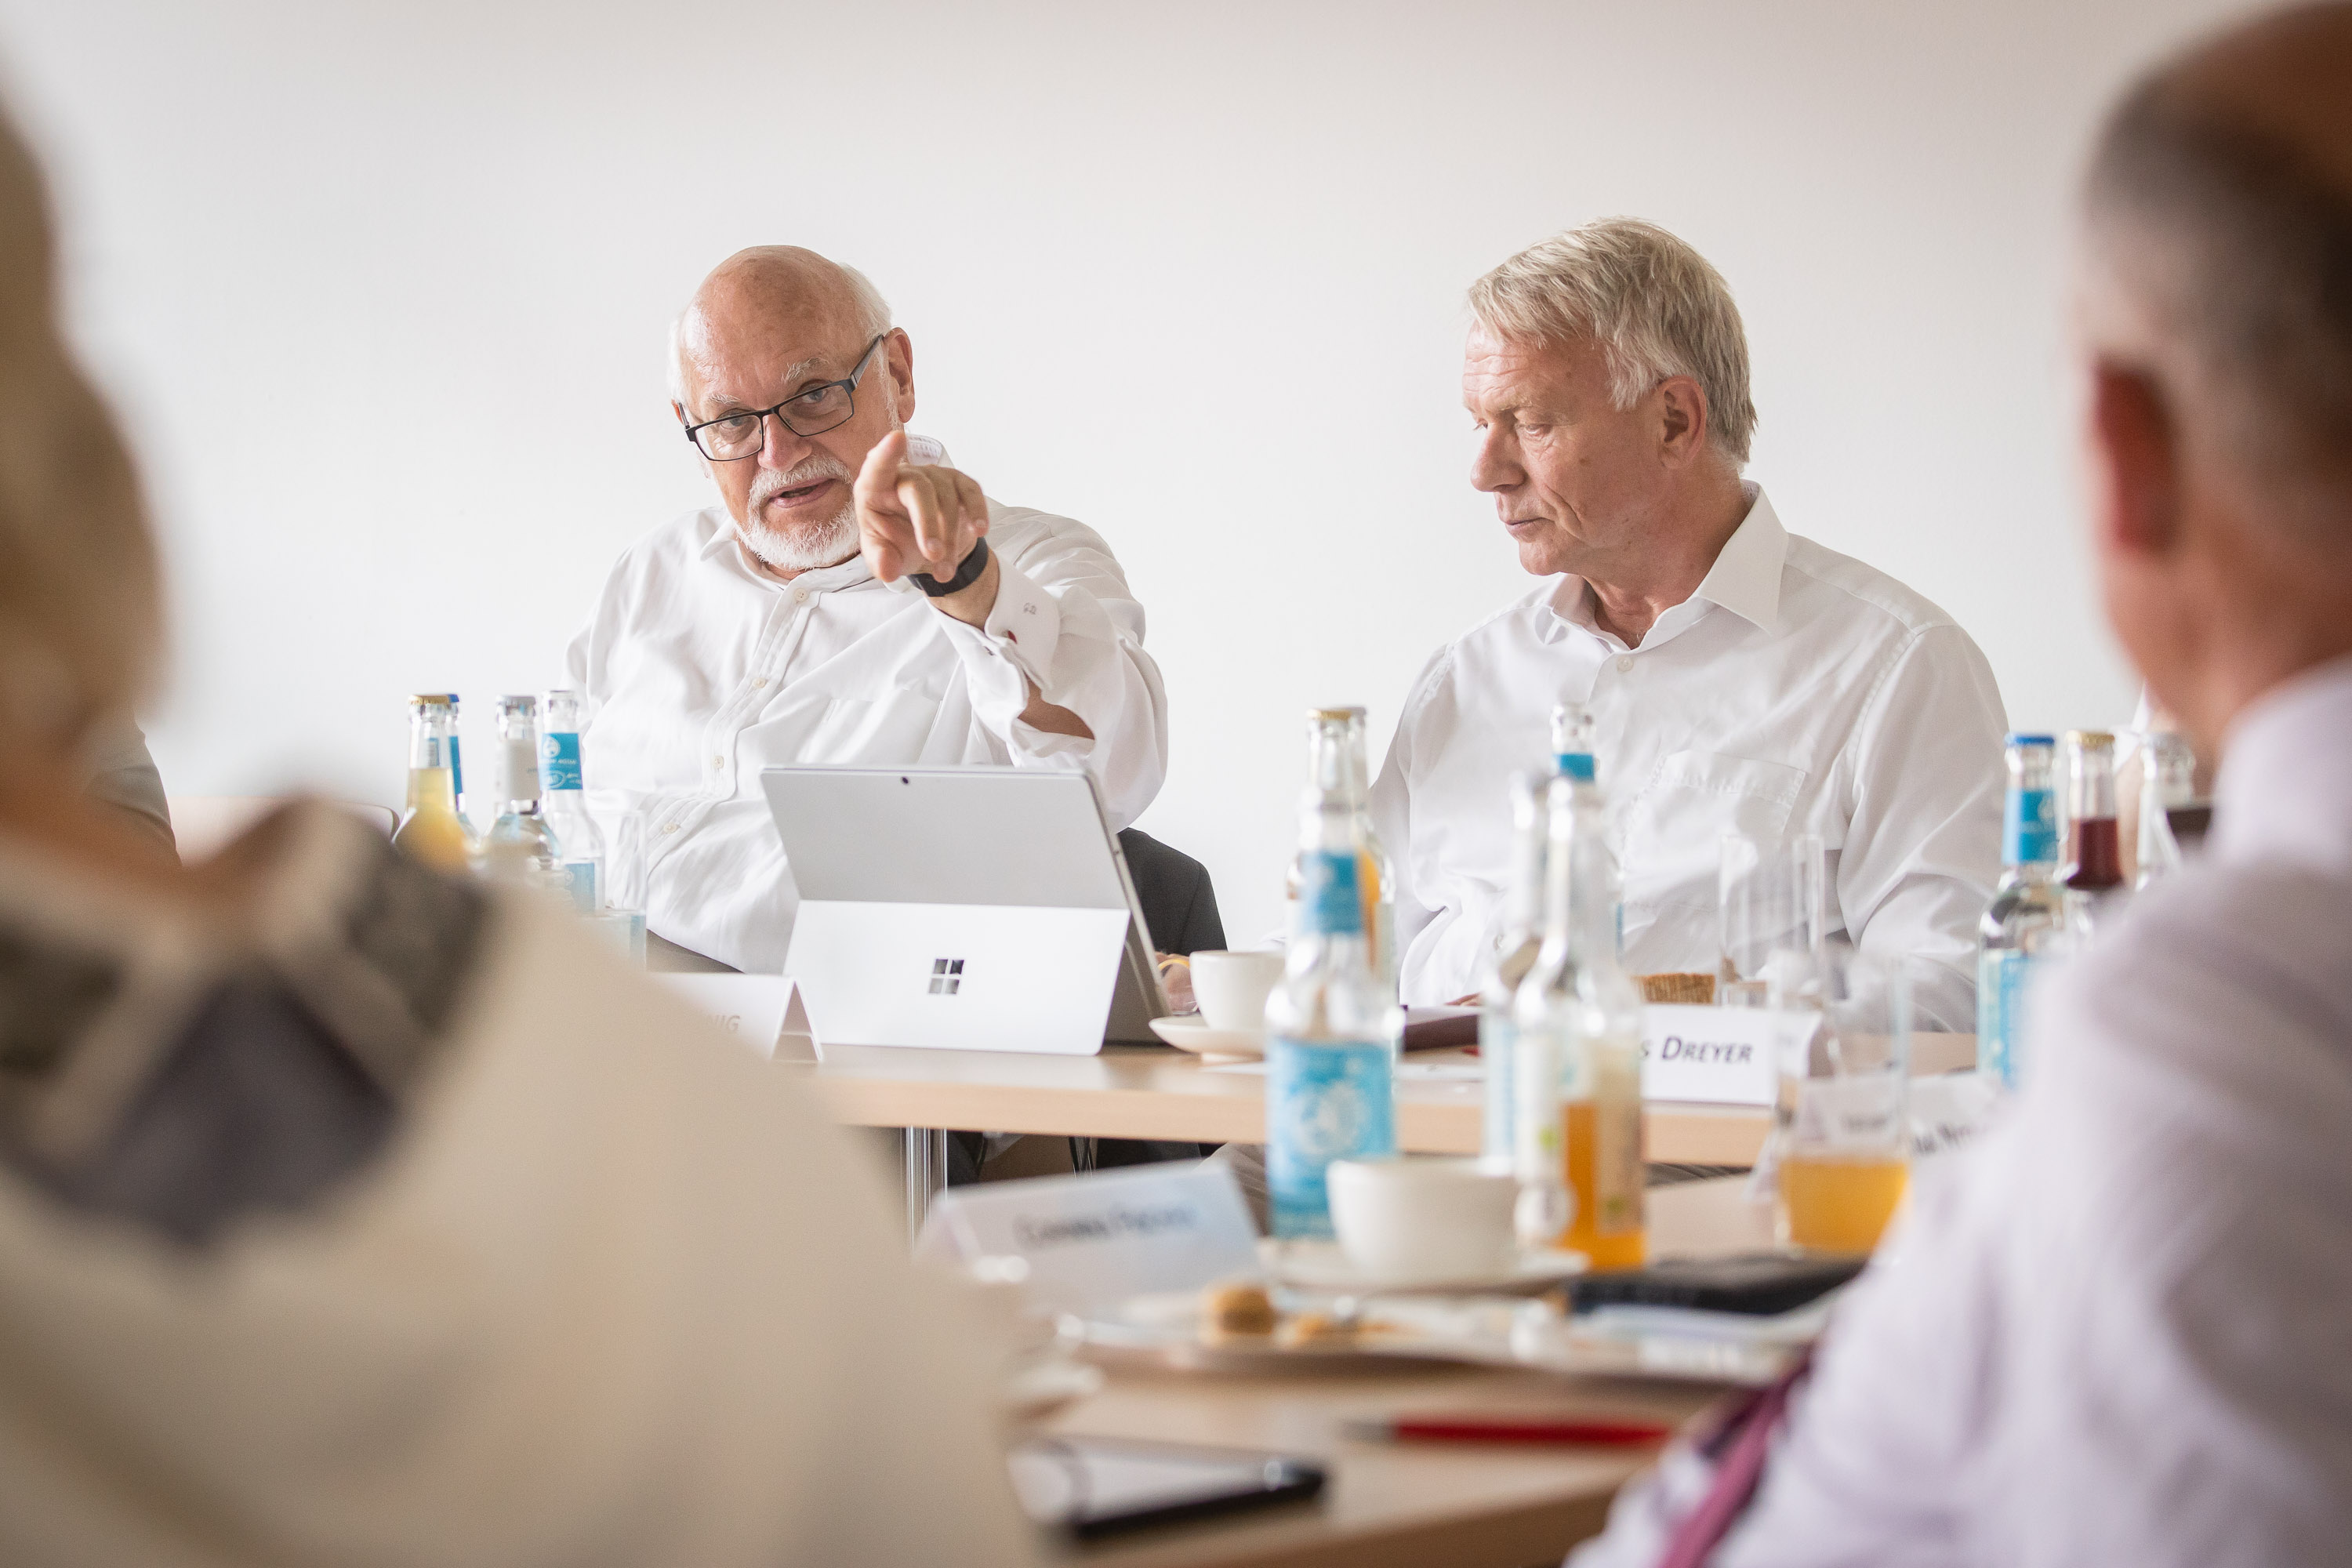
[
  {"left": 1374, "top": 220, "right": 2005, "bottom": 1029},
  {"left": 0, "top": 117, "right": 1038, "bottom": 1566},
  {"left": 569, "top": 245, "right": 1167, "bottom": 977},
  {"left": 1574, "top": 7, "right": 2352, "bottom": 1564}
]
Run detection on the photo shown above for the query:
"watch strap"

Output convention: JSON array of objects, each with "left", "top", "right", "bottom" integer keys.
[{"left": 913, "top": 535, "right": 990, "bottom": 598}]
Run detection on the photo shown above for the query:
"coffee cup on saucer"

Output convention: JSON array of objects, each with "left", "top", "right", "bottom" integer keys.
[
  {"left": 1326, "top": 1156, "right": 1519, "bottom": 1283},
  {"left": 1187, "top": 949, "right": 1286, "bottom": 1035}
]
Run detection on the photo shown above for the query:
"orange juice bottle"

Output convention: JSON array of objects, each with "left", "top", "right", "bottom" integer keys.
[
  {"left": 1513, "top": 774, "right": 1646, "bottom": 1269},
  {"left": 393, "top": 694, "right": 473, "bottom": 873}
]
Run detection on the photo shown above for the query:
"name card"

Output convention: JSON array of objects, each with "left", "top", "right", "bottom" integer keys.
[
  {"left": 916, "top": 1162, "right": 1260, "bottom": 1314},
  {"left": 1908, "top": 1071, "right": 2001, "bottom": 1159},
  {"left": 654, "top": 974, "right": 810, "bottom": 1062},
  {"left": 1639, "top": 1005, "right": 1817, "bottom": 1106}
]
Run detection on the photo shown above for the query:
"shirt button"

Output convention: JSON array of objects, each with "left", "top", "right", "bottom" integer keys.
[
  {"left": 751, "top": 677, "right": 768, "bottom": 689},
  {"left": 711, "top": 755, "right": 725, "bottom": 768},
  {"left": 662, "top": 822, "right": 680, "bottom": 834},
  {"left": 793, "top": 588, "right": 809, "bottom": 604},
  {"left": 1617, "top": 655, "right": 1635, "bottom": 673}
]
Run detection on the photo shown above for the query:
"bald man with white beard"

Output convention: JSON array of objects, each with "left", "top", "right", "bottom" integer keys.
[{"left": 568, "top": 247, "right": 1167, "bottom": 977}]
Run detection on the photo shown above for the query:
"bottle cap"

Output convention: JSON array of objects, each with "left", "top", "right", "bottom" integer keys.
[
  {"left": 2005, "top": 732, "right": 2055, "bottom": 746},
  {"left": 2064, "top": 729, "right": 2116, "bottom": 750}
]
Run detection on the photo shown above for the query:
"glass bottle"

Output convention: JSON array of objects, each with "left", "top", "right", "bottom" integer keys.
[
  {"left": 539, "top": 688, "right": 607, "bottom": 913},
  {"left": 392, "top": 694, "right": 472, "bottom": 873},
  {"left": 1550, "top": 699, "right": 1595, "bottom": 780},
  {"left": 1514, "top": 773, "right": 1647, "bottom": 1269},
  {"left": 1478, "top": 771, "right": 1550, "bottom": 1163},
  {"left": 475, "top": 694, "right": 564, "bottom": 887},
  {"left": 446, "top": 692, "right": 478, "bottom": 840},
  {"left": 2063, "top": 731, "right": 2125, "bottom": 944},
  {"left": 2134, "top": 731, "right": 2194, "bottom": 891},
  {"left": 1976, "top": 735, "right": 2067, "bottom": 1088},
  {"left": 1284, "top": 708, "right": 1397, "bottom": 999},
  {"left": 1266, "top": 713, "right": 1403, "bottom": 1241}
]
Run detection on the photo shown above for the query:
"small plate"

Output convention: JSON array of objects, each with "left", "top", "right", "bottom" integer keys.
[
  {"left": 1263, "top": 1239, "right": 1588, "bottom": 1297},
  {"left": 1002, "top": 1356, "right": 1105, "bottom": 1418},
  {"left": 1149, "top": 1017, "right": 1267, "bottom": 1059}
]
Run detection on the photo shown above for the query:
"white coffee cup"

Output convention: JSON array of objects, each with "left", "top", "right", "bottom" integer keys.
[
  {"left": 1188, "top": 949, "right": 1286, "bottom": 1034},
  {"left": 1326, "top": 1156, "right": 1519, "bottom": 1283}
]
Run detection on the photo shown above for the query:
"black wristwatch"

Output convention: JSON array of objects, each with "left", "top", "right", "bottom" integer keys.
[{"left": 913, "top": 535, "right": 990, "bottom": 597}]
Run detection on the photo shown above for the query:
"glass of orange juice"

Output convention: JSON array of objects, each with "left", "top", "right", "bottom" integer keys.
[{"left": 1770, "top": 946, "right": 1913, "bottom": 1254}]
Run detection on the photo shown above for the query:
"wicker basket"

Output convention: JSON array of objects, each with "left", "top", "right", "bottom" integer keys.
[{"left": 1635, "top": 971, "right": 1717, "bottom": 1006}]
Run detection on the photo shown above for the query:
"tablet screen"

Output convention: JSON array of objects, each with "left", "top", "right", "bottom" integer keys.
[{"left": 1007, "top": 1436, "right": 1325, "bottom": 1539}]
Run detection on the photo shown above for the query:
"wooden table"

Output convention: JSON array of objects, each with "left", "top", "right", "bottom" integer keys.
[
  {"left": 1030, "top": 1177, "right": 1778, "bottom": 1568},
  {"left": 806, "top": 1033, "right": 1973, "bottom": 1224}
]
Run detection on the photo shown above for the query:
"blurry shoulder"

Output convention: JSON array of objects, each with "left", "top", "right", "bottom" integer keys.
[
  {"left": 1780, "top": 533, "right": 1970, "bottom": 648},
  {"left": 2041, "top": 858, "right": 2352, "bottom": 1145}
]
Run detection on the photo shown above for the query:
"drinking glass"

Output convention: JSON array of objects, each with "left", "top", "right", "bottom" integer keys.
[
  {"left": 1769, "top": 946, "right": 1912, "bottom": 1254},
  {"left": 1719, "top": 832, "right": 1824, "bottom": 1007},
  {"left": 590, "top": 800, "right": 648, "bottom": 964}
]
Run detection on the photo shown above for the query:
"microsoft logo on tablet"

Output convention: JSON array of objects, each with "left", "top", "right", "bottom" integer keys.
[{"left": 927, "top": 958, "right": 966, "bottom": 996}]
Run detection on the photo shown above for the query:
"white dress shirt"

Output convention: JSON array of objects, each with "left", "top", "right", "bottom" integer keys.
[
  {"left": 567, "top": 436, "right": 1167, "bottom": 974},
  {"left": 1573, "top": 654, "right": 2352, "bottom": 1568},
  {"left": 1369, "top": 486, "right": 2004, "bottom": 1027}
]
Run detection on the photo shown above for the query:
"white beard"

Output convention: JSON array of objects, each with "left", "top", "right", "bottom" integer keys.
[{"left": 739, "top": 457, "right": 860, "bottom": 572}]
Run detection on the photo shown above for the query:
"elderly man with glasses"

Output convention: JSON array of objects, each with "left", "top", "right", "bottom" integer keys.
[{"left": 567, "top": 245, "right": 1167, "bottom": 977}]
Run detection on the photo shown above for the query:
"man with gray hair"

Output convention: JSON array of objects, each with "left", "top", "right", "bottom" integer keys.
[
  {"left": 1371, "top": 218, "right": 2005, "bottom": 1026},
  {"left": 1572, "top": 5, "right": 2352, "bottom": 1563},
  {"left": 568, "top": 246, "right": 1168, "bottom": 976}
]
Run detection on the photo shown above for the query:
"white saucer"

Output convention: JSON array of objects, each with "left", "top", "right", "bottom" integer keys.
[
  {"left": 1149, "top": 1017, "right": 1267, "bottom": 1059},
  {"left": 1001, "top": 1356, "right": 1105, "bottom": 1418},
  {"left": 1263, "top": 1238, "right": 1588, "bottom": 1296}
]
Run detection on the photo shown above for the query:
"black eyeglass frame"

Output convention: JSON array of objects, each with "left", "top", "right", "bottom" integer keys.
[{"left": 679, "top": 333, "right": 888, "bottom": 459}]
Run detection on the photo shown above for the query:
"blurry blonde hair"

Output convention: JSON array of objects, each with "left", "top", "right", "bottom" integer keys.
[
  {"left": 0, "top": 103, "right": 158, "bottom": 742},
  {"left": 1468, "top": 218, "right": 1758, "bottom": 466}
]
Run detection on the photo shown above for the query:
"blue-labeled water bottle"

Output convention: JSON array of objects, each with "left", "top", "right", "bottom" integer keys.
[
  {"left": 539, "top": 688, "right": 606, "bottom": 914},
  {"left": 1977, "top": 734, "right": 2068, "bottom": 1087},
  {"left": 1267, "top": 710, "right": 1404, "bottom": 1240}
]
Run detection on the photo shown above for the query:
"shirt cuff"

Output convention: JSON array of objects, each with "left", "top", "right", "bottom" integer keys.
[{"left": 978, "top": 554, "right": 1063, "bottom": 687}]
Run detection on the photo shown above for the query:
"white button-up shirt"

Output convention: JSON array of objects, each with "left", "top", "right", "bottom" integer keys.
[
  {"left": 1370, "top": 486, "right": 2005, "bottom": 1028},
  {"left": 566, "top": 436, "right": 1167, "bottom": 974},
  {"left": 1575, "top": 653, "right": 2352, "bottom": 1568}
]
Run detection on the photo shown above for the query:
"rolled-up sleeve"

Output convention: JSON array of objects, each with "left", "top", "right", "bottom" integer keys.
[
  {"left": 933, "top": 510, "right": 1168, "bottom": 830},
  {"left": 1838, "top": 622, "right": 2006, "bottom": 1031}
]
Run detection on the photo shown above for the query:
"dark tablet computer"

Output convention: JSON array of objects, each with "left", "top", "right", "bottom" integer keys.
[{"left": 1007, "top": 1436, "right": 1326, "bottom": 1541}]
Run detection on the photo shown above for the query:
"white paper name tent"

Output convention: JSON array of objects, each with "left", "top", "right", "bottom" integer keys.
[
  {"left": 764, "top": 766, "right": 1168, "bottom": 1055},
  {"left": 1638, "top": 1005, "right": 1819, "bottom": 1106},
  {"left": 653, "top": 974, "right": 809, "bottom": 1061},
  {"left": 917, "top": 1163, "right": 1261, "bottom": 1315}
]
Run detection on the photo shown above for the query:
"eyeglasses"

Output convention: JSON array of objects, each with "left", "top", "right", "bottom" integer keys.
[{"left": 680, "top": 334, "right": 887, "bottom": 461}]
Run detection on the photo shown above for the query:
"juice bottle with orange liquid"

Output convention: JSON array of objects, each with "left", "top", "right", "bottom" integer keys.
[
  {"left": 1513, "top": 774, "right": 1646, "bottom": 1270},
  {"left": 391, "top": 694, "right": 473, "bottom": 873}
]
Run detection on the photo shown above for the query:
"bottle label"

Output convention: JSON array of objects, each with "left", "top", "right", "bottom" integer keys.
[
  {"left": 1266, "top": 1037, "right": 1396, "bottom": 1239},
  {"left": 2003, "top": 787, "right": 2056, "bottom": 867},
  {"left": 448, "top": 735, "right": 466, "bottom": 800},
  {"left": 564, "top": 860, "right": 599, "bottom": 914},
  {"left": 540, "top": 731, "right": 584, "bottom": 793},
  {"left": 1976, "top": 948, "right": 2046, "bottom": 1088},
  {"left": 1296, "top": 850, "right": 1364, "bottom": 938}
]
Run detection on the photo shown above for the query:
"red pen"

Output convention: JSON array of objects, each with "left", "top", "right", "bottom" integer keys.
[{"left": 1345, "top": 1414, "right": 1672, "bottom": 1446}]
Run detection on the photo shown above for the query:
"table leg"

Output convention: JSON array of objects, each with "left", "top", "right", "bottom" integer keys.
[{"left": 903, "top": 1127, "right": 949, "bottom": 1240}]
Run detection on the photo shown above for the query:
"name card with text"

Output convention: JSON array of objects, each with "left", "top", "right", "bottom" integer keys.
[
  {"left": 918, "top": 1163, "right": 1260, "bottom": 1314},
  {"left": 1639, "top": 1005, "right": 1817, "bottom": 1106},
  {"left": 654, "top": 974, "right": 811, "bottom": 1062}
]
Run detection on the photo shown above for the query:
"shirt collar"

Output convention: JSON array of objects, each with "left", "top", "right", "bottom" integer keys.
[
  {"left": 1544, "top": 482, "right": 1786, "bottom": 642},
  {"left": 2210, "top": 652, "right": 2352, "bottom": 874},
  {"left": 1690, "top": 483, "right": 1786, "bottom": 632}
]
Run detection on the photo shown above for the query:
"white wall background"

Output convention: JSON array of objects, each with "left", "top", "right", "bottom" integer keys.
[{"left": 0, "top": 0, "right": 2256, "bottom": 944}]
